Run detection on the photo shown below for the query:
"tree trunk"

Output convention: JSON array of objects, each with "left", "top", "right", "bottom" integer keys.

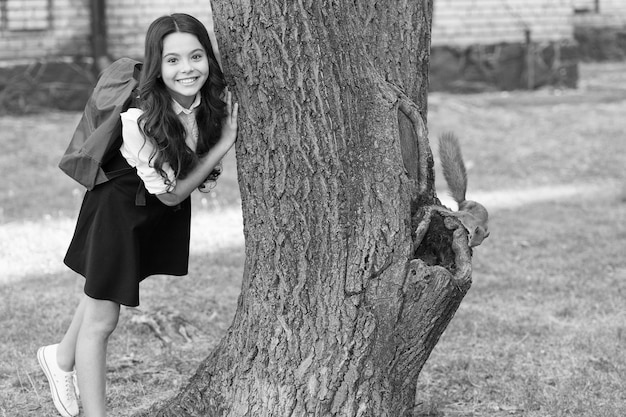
[{"left": 137, "top": 1, "right": 473, "bottom": 415}]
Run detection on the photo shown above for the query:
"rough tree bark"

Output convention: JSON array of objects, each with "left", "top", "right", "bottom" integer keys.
[{"left": 136, "top": 1, "right": 474, "bottom": 416}]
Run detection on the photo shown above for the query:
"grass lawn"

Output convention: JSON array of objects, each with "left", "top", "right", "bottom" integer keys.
[{"left": 1, "top": 62, "right": 625, "bottom": 416}]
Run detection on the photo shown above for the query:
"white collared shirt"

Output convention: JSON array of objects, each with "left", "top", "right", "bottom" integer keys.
[
  {"left": 171, "top": 94, "right": 201, "bottom": 151},
  {"left": 120, "top": 95, "right": 201, "bottom": 195}
]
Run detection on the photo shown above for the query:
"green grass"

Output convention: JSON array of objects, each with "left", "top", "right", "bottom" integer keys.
[{"left": 1, "top": 62, "right": 626, "bottom": 416}]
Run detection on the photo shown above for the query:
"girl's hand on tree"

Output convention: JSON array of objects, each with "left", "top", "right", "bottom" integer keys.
[{"left": 220, "top": 89, "right": 239, "bottom": 150}]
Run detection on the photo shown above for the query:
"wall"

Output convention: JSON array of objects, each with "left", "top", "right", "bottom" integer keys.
[
  {"left": 4, "top": 1, "right": 626, "bottom": 62},
  {"left": 432, "top": 0, "right": 574, "bottom": 47},
  {"left": 3, "top": 0, "right": 626, "bottom": 65},
  {"left": 0, "top": 0, "right": 90, "bottom": 64},
  {"left": 105, "top": 0, "right": 216, "bottom": 60},
  {"left": 3, "top": 0, "right": 626, "bottom": 95},
  {"left": 0, "top": 0, "right": 216, "bottom": 66}
]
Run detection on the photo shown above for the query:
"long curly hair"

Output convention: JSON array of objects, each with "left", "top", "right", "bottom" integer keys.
[{"left": 138, "top": 13, "right": 226, "bottom": 186}]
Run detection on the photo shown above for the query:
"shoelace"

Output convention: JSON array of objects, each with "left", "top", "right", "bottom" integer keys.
[{"left": 62, "top": 373, "right": 75, "bottom": 401}]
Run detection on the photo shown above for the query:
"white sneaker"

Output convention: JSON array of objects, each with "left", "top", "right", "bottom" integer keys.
[
  {"left": 73, "top": 372, "right": 80, "bottom": 399},
  {"left": 37, "top": 344, "right": 79, "bottom": 417}
]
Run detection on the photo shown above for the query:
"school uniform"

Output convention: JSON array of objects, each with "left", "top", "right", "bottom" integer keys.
[{"left": 64, "top": 96, "right": 202, "bottom": 307}]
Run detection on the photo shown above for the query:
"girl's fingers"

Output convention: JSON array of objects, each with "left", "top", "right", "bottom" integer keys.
[
  {"left": 231, "top": 103, "right": 238, "bottom": 122},
  {"left": 224, "top": 89, "right": 237, "bottom": 126}
]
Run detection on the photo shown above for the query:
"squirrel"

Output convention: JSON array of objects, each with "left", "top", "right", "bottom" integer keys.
[{"left": 437, "top": 132, "right": 490, "bottom": 247}]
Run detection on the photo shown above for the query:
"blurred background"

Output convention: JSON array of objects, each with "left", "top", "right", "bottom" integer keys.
[{"left": 1, "top": 0, "right": 626, "bottom": 111}]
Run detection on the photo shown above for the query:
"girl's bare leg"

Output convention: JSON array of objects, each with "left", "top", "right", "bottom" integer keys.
[
  {"left": 56, "top": 296, "right": 87, "bottom": 372},
  {"left": 75, "top": 296, "right": 120, "bottom": 417}
]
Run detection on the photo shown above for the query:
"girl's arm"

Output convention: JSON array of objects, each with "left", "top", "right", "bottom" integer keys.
[{"left": 157, "top": 92, "right": 239, "bottom": 207}]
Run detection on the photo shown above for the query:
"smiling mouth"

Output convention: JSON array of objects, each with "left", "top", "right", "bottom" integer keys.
[{"left": 177, "top": 77, "right": 198, "bottom": 86}]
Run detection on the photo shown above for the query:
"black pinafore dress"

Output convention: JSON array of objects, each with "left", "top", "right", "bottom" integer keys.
[{"left": 63, "top": 152, "right": 191, "bottom": 307}]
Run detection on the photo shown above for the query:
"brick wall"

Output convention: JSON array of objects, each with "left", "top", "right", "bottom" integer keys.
[
  {"left": 599, "top": 0, "right": 626, "bottom": 15},
  {"left": 573, "top": 0, "right": 626, "bottom": 16},
  {"left": 3, "top": 0, "right": 626, "bottom": 65},
  {"left": 0, "top": 0, "right": 216, "bottom": 65},
  {"left": 432, "top": 0, "right": 574, "bottom": 46},
  {"left": 105, "top": 0, "right": 216, "bottom": 59},
  {"left": 0, "top": 0, "right": 91, "bottom": 64}
]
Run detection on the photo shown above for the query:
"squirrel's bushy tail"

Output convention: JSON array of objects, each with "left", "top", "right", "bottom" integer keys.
[{"left": 438, "top": 132, "right": 467, "bottom": 204}]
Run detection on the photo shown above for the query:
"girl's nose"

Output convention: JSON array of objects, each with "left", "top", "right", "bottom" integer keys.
[{"left": 181, "top": 59, "right": 193, "bottom": 73}]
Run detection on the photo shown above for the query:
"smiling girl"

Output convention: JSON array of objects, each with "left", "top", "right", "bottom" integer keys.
[{"left": 37, "top": 13, "right": 238, "bottom": 417}]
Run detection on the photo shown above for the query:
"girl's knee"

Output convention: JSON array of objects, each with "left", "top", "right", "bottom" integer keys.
[
  {"left": 85, "top": 316, "right": 119, "bottom": 337},
  {"left": 81, "top": 297, "right": 120, "bottom": 337}
]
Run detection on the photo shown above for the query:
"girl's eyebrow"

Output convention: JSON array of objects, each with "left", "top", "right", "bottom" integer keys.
[{"left": 163, "top": 48, "right": 205, "bottom": 57}]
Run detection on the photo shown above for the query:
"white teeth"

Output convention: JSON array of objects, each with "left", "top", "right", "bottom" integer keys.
[{"left": 178, "top": 78, "right": 197, "bottom": 85}]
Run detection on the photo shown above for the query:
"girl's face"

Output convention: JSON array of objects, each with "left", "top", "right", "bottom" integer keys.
[{"left": 160, "top": 32, "right": 209, "bottom": 108}]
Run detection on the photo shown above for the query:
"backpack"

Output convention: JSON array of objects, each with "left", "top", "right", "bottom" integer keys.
[{"left": 59, "top": 58, "right": 142, "bottom": 190}]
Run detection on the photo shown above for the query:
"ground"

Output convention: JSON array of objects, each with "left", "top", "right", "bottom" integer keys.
[{"left": 0, "top": 62, "right": 625, "bottom": 416}]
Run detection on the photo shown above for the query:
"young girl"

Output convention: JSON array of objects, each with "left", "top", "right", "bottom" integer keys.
[{"left": 37, "top": 13, "right": 238, "bottom": 417}]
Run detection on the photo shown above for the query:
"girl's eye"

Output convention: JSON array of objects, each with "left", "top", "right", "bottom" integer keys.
[
  {"left": 192, "top": 53, "right": 205, "bottom": 61},
  {"left": 165, "top": 57, "right": 178, "bottom": 64}
]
